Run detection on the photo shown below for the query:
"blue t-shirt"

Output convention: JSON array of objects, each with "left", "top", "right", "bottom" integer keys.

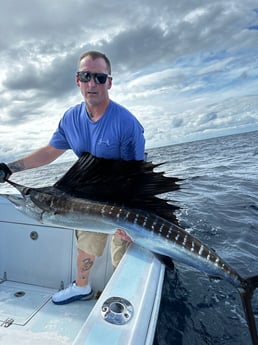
[{"left": 49, "top": 100, "right": 145, "bottom": 160}]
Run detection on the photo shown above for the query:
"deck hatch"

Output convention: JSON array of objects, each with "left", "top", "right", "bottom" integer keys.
[{"left": 0, "top": 281, "right": 54, "bottom": 326}]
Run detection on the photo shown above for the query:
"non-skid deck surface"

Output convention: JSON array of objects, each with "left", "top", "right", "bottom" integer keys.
[
  {"left": 0, "top": 281, "right": 53, "bottom": 326},
  {"left": 0, "top": 281, "right": 96, "bottom": 345}
]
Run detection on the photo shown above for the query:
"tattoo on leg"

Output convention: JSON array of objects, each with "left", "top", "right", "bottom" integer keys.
[{"left": 81, "top": 258, "right": 94, "bottom": 272}]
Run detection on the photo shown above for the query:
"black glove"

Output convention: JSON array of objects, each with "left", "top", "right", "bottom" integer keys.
[{"left": 0, "top": 163, "right": 12, "bottom": 183}]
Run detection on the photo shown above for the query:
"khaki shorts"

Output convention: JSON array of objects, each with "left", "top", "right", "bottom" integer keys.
[
  {"left": 111, "top": 233, "right": 131, "bottom": 268},
  {"left": 76, "top": 230, "right": 130, "bottom": 268}
]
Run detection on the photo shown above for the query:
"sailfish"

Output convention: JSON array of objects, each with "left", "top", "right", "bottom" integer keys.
[{"left": 1, "top": 152, "right": 258, "bottom": 345}]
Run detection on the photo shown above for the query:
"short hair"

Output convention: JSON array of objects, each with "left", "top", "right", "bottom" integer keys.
[{"left": 78, "top": 51, "right": 112, "bottom": 74}]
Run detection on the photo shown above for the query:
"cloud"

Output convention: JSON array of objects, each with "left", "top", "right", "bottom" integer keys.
[{"left": 0, "top": 0, "right": 258, "bottom": 161}]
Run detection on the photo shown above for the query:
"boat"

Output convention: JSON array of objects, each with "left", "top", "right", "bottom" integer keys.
[{"left": 0, "top": 196, "right": 165, "bottom": 345}]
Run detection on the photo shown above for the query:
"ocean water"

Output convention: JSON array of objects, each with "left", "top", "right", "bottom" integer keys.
[
  {"left": 1, "top": 130, "right": 258, "bottom": 344},
  {"left": 149, "top": 130, "right": 258, "bottom": 345}
]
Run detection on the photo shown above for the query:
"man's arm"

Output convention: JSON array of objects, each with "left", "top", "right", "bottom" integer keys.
[{"left": 7, "top": 144, "right": 66, "bottom": 173}]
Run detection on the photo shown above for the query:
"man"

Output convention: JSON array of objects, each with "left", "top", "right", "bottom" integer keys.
[{"left": 0, "top": 51, "right": 145, "bottom": 304}]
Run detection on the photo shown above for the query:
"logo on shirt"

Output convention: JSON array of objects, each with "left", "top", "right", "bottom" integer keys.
[{"left": 98, "top": 138, "right": 110, "bottom": 146}]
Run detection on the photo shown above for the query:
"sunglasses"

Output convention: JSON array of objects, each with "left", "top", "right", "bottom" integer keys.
[{"left": 77, "top": 71, "right": 111, "bottom": 84}]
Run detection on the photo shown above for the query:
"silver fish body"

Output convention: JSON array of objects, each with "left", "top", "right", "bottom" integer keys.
[{"left": 5, "top": 183, "right": 244, "bottom": 290}]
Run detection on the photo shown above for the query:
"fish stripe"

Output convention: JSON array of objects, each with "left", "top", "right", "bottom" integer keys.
[{"left": 103, "top": 204, "right": 233, "bottom": 274}]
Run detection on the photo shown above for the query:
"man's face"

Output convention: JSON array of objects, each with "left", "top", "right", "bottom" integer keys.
[{"left": 76, "top": 56, "right": 112, "bottom": 107}]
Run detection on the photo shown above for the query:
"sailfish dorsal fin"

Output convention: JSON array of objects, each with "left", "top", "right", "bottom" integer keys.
[{"left": 54, "top": 152, "right": 182, "bottom": 224}]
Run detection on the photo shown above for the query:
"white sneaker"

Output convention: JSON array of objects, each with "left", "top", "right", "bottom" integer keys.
[{"left": 52, "top": 281, "right": 94, "bottom": 305}]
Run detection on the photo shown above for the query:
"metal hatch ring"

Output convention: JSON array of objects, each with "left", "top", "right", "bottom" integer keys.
[{"left": 101, "top": 297, "right": 133, "bottom": 325}]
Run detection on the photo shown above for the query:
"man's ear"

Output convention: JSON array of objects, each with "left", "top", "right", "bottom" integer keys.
[
  {"left": 75, "top": 75, "right": 80, "bottom": 87},
  {"left": 107, "top": 77, "right": 112, "bottom": 90}
]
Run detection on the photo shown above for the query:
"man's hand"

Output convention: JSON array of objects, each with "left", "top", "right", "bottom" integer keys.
[
  {"left": 115, "top": 229, "right": 132, "bottom": 243},
  {"left": 0, "top": 163, "right": 12, "bottom": 183}
]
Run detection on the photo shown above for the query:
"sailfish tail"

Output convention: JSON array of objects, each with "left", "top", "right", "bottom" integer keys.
[{"left": 239, "top": 275, "right": 258, "bottom": 345}]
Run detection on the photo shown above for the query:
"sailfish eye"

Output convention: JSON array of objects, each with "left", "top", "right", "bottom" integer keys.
[{"left": 23, "top": 187, "right": 31, "bottom": 195}]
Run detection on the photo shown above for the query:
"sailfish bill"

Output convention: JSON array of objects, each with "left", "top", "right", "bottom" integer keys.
[{"left": 2, "top": 152, "right": 258, "bottom": 345}]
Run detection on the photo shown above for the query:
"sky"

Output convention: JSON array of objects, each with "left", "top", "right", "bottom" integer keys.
[{"left": 0, "top": 0, "right": 258, "bottom": 162}]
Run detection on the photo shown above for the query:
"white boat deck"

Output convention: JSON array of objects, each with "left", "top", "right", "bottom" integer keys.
[
  {"left": 0, "top": 281, "right": 94, "bottom": 345},
  {"left": 0, "top": 197, "right": 164, "bottom": 345}
]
